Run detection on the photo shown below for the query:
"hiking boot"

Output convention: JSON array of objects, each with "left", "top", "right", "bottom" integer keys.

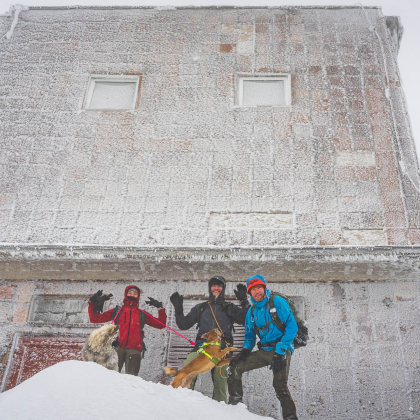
[{"left": 228, "top": 395, "right": 243, "bottom": 405}]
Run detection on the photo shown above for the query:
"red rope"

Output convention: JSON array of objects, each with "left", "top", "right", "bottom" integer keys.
[
  {"left": 138, "top": 307, "right": 196, "bottom": 346},
  {"left": 111, "top": 306, "right": 123, "bottom": 325}
]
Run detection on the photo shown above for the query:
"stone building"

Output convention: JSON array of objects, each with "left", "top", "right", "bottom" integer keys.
[{"left": 0, "top": 5, "right": 420, "bottom": 419}]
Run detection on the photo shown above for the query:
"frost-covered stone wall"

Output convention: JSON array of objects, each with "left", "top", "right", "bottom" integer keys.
[
  {"left": 0, "top": 6, "right": 419, "bottom": 418},
  {"left": 0, "top": 6, "right": 419, "bottom": 247},
  {"left": 0, "top": 278, "right": 419, "bottom": 419}
]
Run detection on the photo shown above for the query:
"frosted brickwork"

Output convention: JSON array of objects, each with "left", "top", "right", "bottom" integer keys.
[
  {"left": 209, "top": 212, "right": 293, "bottom": 229},
  {"left": 0, "top": 6, "right": 418, "bottom": 247}
]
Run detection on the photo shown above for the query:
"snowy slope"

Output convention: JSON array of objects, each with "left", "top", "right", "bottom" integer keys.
[{"left": 0, "top": 361, "right": 266, "bottom": 420}]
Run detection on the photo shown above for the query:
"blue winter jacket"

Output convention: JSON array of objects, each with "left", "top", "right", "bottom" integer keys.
[{"left": 243, "top": 275, "right": 298, "bottom": 355}]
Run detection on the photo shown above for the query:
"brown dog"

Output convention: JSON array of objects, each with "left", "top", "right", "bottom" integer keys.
[{"left": 165, "top": 328, "right": 237, "bottom": 388}]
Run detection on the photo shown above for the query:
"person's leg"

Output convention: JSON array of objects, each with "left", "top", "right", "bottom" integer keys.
[
  {"left": 227, "top": 350, "right": 271, "bottom": 405},
  {"left": 183, "top": 351, "right": 200, "bottom": 390},
  {"left": 124, "top": 348, "right": 142, "bottom": 376},
  {"left": 212, "top": 364, "right": 228, "bottom": 402},
  {"left": 272, "top": 350, "right": 298, "bottom": 420},
  {"left": 116, "top": 347, "right": 126, "bottom": 373}
]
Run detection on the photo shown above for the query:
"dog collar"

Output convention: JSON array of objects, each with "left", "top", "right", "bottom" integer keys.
[
  {"left": 197, "top": 348, "right": 220, "bottom": 365},
  {"left": 200, "top": 342, "right": 222, "bottom": 347}
]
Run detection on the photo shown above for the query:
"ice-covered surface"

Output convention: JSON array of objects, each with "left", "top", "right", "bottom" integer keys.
[
  {"left": 1, "top": 243, "right": 420, "bottom": 282},
  {"left": 1, "top": 278, "right": 419, "bottom": 419},
  {"left": 0, "top": 6, "right": 419, "bottom": 248},
  {"left": 0, "top": 360, "right": 265, "bottom": 420}
]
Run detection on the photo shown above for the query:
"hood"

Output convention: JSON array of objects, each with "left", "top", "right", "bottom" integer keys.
[
  {"left": 123, "top": 285, "right": 141, "bottom": 307},
  {"left": 208, "top": 276, "right": 226, "bottom": 303},
  {"left": 246, "top": 275, "right": 268, "bottom": 307}
]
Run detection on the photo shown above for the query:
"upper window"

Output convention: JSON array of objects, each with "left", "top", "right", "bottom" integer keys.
[
  {"left": 84, "top": 75, "right": 140, "bottom": 110},
  {"left": 238, "top": 75, "right": 291, "bottom": 107}
]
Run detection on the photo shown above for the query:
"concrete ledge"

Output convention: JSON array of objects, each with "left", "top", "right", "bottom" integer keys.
[{"left": 0, "top": 244, "right": 419, "bottom": 282}]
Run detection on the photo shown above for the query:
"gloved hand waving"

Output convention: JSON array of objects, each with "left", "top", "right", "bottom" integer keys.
[
  {"left": 145, "top": 297, "right": 163, "bottom": 309},
  {"left": 89, "top": 290, "right": 113, "bottom": 314},
  {"left": 170, "top": 292, "right": 184, "bottom": 314},
  {"left": 234, "top": 283, "right": 249, "bottom": 307}
]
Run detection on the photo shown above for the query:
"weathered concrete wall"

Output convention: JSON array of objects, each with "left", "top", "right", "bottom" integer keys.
[
  {"left": 0, "top": 278, "right": 419, "bottom": 419},
  {"left": 0, "top": 6, "right": 419, "bottom": 247}
]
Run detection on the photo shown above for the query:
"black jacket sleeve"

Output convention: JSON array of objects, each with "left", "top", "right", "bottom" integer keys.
[
  {"left": 227, "top": 302, "right": 250, "bottom": 325},
  {"left": 174, "top": 303, "right": 201, "bottom": 330}
]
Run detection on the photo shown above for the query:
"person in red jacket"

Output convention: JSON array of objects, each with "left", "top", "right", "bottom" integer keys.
[{"left": 88, "top": 285, "right": 167, "bottom": 376}]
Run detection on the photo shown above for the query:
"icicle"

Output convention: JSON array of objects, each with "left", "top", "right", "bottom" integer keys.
[{"left": 3, "top": 4, "right": 28, "bottom": 40}]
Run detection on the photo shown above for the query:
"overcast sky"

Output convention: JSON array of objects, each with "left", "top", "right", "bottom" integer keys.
[{"left": 1, "top": 0, "right": 419, "bottom": 164}]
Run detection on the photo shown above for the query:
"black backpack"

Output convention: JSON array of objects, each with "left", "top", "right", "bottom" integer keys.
[
  {"left": 112, "top": 306, "right": 147, "bottom": 355},
  {"left": 251, "top": 292, "right": 308, "bottom": 349}
]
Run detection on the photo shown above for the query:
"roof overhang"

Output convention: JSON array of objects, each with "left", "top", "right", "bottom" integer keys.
[{"left": 0, "top": 244, "right": 419, "bottom": 282}]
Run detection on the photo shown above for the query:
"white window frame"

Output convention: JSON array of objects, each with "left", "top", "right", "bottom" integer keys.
[
  {"left": 83, "top": 75, "right": 140, "bottom": 110},
  {"left": 237, "top": 74, "right": 292, "bottom": 107}
]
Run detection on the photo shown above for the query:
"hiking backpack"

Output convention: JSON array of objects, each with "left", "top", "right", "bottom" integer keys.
[{"left": 251, "top": 292, "right": 308, "bottom": 349}]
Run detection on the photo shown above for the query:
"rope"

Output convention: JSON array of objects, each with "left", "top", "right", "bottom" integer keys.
[
  {"left": 219, "top": 366, "right": 228, "bottom": 379},
  {"left": 111, "top": 306, "right": 123, "bottom": 325},
  {"left": 207, "top": 302, "right": 224, "bottom": 337},
  {"left": 137, "top": 307, "right": 196, "bottom": 346}
]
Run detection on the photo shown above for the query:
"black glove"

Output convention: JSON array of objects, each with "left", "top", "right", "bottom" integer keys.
[
  {"left": 111, "top": 340, "right": 121, "bottom": 348},
  {"left": 170, "top": 292, "right": 184, "bottom": 314},
  {"left": 295, "top": 322, "right": 308, "bottom": 347},
  {"left": 145, "top": 296, "right": 163, "bottom": 309},
  {"left": 229, "top": 348, "right": 250, "bottom": 367},
  {"left": 270, "top": 353, "right": 287, "bottom": 373},
  {"left": 89, "top": 290, "right": 113, "bottom": 314},
  {"left": 234, "top": 284, "right": 248, "bottom": 306},
  {"left": 89, "top": 290, "right": 103, "bottom": 304}
]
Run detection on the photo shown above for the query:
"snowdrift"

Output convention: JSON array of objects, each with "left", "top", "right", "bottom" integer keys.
[{"left": 0, "top": 361, "right": 266, "bottom": 420}]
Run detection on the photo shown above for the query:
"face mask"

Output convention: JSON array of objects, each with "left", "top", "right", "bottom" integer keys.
[{"left": 127, "top": 295, "right": 137, "bottom": 301}]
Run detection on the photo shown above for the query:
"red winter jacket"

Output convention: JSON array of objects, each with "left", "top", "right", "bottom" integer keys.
[{"left": 88, "top": 285, "right": 167, "bottom": 352}]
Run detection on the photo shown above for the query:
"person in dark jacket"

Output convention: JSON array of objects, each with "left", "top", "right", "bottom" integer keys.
[
  {"left": 170, "top": 276, "right": 249, "bottom": 402},
  {"left": 88, "top": 285, "right": 167, "bottom": 376}
]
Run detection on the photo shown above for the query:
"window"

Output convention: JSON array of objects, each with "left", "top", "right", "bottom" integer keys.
[
  {"left": 237, "top": 75, "right": 291, "bottom": 107},
  {"left": 29, "top": 295, "right": 111, "bottom": 324},
  {"left": 84, "top": 75, "right": 140, "bottom": 110}
]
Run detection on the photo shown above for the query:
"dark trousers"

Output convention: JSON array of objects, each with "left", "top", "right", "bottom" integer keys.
[
  {"left": 116, "top": 347, "right": 142, "bottom": 376},
  {"left": 228, "top": 349, "right": 298, "bottom": 420}
]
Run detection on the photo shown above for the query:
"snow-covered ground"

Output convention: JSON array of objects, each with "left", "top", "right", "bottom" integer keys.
[{"left": 0, "top": 361, "right": 266, "bottom": 420}]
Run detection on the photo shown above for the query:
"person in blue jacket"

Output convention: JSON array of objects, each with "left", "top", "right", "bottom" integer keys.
[{"left": 227, "top": 274, "right": 299, "bottom": 420}]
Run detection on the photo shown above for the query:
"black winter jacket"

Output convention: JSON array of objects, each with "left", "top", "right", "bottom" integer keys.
[{"left": 175, "top": 286, "right": 249, "bottom": 350}]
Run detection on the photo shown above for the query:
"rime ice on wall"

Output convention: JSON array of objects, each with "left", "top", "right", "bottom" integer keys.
[{"left": 0, "top": 6, "right": 419, "bottom": 247}]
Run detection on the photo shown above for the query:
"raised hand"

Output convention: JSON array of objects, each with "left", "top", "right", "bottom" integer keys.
[{"left": 145, "top": 296, "right": 163, "bottom": 309}]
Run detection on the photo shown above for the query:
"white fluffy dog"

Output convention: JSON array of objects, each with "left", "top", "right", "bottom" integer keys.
[{"left": 82, "top": 324, "right": 120, "bottom": 371}]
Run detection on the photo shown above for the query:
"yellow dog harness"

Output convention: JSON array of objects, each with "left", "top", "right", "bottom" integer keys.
[{"left": 197, "top": 342, "right": 221, "bottom": 365}]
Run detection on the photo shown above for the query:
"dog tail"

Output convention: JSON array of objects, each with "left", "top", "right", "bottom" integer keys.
[{"left": 164, "top": 366, "right": 178, "bottom": 376}]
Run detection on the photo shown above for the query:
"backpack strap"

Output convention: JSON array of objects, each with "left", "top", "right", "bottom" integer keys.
[
  {"left": 251, "top": 304, "right": 275, "bottom": 338},
  {"left": 268, "top": 293, "right": 287, "bottom": 334},
  {"left": 140, "top": 310, "right": 147, "bottom": 357},
  {"left": 111, "top": 305, "right": 122, "bottom": 325}
]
